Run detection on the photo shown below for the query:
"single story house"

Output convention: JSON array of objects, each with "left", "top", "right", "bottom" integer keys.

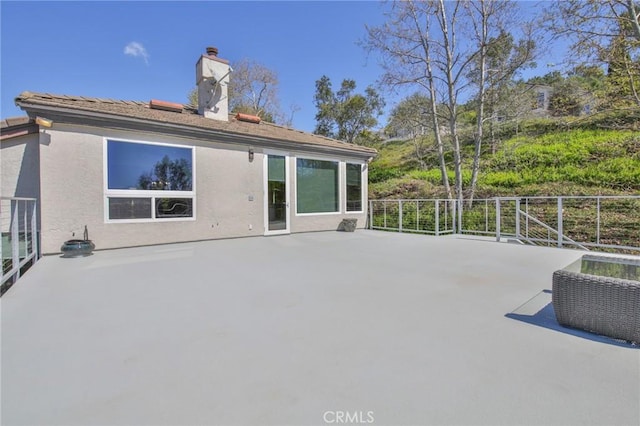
[{"left": 1, "top": 47, "right": 376, "bottom": 255}]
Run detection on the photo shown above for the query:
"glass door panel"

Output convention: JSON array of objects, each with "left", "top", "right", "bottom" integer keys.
[{"left": 267, "top": 155, "right": 288, "bottom": 232}]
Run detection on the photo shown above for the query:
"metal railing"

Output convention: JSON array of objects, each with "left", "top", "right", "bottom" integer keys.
[
  {"left": 370, "top": 196, "right": 640, "bottom": 253},
  {"left": 515, "top": 209, "right": 589, "bottom": 251},
  {"left": 1, "top": 197, "right": 39, "bottom": 288},
  {"left": 369, "top": 199, "right": 456, "bottom": 235}
]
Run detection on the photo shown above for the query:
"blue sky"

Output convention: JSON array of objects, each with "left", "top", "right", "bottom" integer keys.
[{"left": 1, "top": 1, "right": 560, "bottom": 133}]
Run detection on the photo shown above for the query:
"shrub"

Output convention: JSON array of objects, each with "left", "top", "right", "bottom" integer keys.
[
  {"left": 405, "top": 169, "right": 443, "bottom": 184},
  {"left": 481, "top": 171, "right": 524, "bottom": 188},
  {"left": 369, "top": 167, "right": 404, "bottom": 183}
]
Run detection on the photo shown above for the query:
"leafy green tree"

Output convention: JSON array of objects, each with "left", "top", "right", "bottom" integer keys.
[
  {"left": 527, "top": 72, "right": 562, "bottom": 87},
  {"left": 313, "top": 75, "right": 335, "bottom": 137},
  {"left": 548, "top": 78, "right": 587, "bottom": 116},
  {"left": 313, "top": 76, "right": 385, "bottom": 144},
  {"left": 169, "top": 158, "right": 192, "bottom": 190},
  {"left": 538, "top": 65, "right": 605, "bottom": 116},
  {"left": 568, "top": 65, "right": 607, "bottom": 90},
  {"left": 604, "top": 32, "right": 640, "bottom": 106},
  {"left": 187, "top": 88, "right": 198, "bottom": 108}
]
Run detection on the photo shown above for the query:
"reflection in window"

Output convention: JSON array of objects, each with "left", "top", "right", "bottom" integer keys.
[
  {"left": 346, "top": 163, "right": 362, "bottom": 212},
  {"left": 108, "top": 198, "right": 152, "bottom": 220},
  {"left": 296, "top": 158, "right": 339, "bottom": 214},
  {"left": 107, "top": 140, "right": 192, "bottom": 191},
  {"left": 105, "top": 140, "right": 194, "bottom": 221},
  {"left": 155, "top": 198, "right": 193, "bottom": 218}
]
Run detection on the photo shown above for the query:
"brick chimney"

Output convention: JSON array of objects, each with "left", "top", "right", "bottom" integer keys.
[{"left": 196, "top": 46, "right": 232, "bottom": 121}]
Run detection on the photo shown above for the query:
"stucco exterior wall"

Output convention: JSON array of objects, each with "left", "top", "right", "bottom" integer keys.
[
  {"left": 39, "top": 124, "right": 264, "bottom": 253},
  {"left": 36, "top": 124, "right": 369, "bottom": 254},
  {"left": 287, "top": 155, "right": 369, "bottom": 233},
  {"left": 1, "top": 133, "right": 40, "bottom": 199}
]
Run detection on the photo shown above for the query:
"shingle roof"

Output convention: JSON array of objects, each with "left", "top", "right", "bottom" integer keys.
[
  {"left": 14, "top": 91, "right": 377, "bottom": 157},
  {"left": 0, "top": 116, "right": 38, "bottom": 141},
  {"left": 1, "top": 116, "right": 33, "bottom": 128}
]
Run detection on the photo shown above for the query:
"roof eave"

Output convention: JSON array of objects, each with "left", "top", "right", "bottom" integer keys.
[
  {"left": 16, "top": 101, "right": 377, "bottom": 160},
  {"left": 0, "top": 118, "right": 39, "bottom": 141}
]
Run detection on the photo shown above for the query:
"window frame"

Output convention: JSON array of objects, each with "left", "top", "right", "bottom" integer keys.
[
  {"left": 103, "top": 138, "right": 196, "bottom": 223},
  {"left": 345, "top": 162, "right": 365, "bottom": 214},
  {"left": 294, "top": 155, "right": 342, "bottom": 216},
  {"left": 536, "top": 91, "right": 546, "bottom": 109}
]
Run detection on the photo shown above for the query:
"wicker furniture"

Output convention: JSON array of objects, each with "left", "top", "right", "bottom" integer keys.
[{"left": 552, "top": 255, "right": 640, "bottom": 344}]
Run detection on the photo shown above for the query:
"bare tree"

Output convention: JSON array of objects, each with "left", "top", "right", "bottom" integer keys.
[
  {"left": 437, "top": 0, "right": 465, "bottom": 205},
  {"left": 365, "top": 0, "right": 454, "bottom": 199},
  {"left": 282, "top": 103, "right": 301, "bottom": 128},
  {"left": 188, "top": 58, "right": 283, "bottom": 123},
  {"left": 544, "top": 0, "right": 640, "bottom": 106},
  {"left": 546, "top": 0, "right": 640, "bottom": 48},
  {"left": 467, "top": 3, "right": 537, "bottom": 202},
  {"left": 365, "top": 0, "right": 536, "bottom": 202},
  {"left": 488, "top": 82, "right": 537, "bottom": 149},
  {"left": 228, "top": 58, "right": 282, "bottom": 122}
]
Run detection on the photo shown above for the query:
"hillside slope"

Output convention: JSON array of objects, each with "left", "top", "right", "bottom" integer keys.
[{"left": 369, "top": 119, "right": 640, "bottom": 199}]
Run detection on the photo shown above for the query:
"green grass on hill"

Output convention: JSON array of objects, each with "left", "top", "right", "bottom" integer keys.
[{"left": 369, "top": 119, "right": 640, "bottom": 199}]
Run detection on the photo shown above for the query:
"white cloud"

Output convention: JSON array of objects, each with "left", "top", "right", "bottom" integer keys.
[{"left": 124, "top": 42, "right": 149, "bottom": 64}]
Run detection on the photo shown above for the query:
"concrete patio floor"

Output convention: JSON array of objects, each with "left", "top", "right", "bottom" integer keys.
[{"left": 1, "top": 231, "right": 639, "bottom": 426}]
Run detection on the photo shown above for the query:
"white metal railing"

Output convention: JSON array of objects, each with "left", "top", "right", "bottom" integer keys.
[
  {"left": 1, "top": 197, "right": 39, "bottom": 288},
  {"left": 494, "top": 196, "right": 640, "bottom": 252},
  {"left": 369, "top": 196, "right": 640, "bottom": 253},
  {"left": 369, "top": 199, "right": 456, "bottom": 235},
  {"left": 515, "top": 208, "right": 590, "bottom": 251}
]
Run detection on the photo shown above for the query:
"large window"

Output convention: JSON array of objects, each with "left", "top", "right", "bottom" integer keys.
[
  {"left": 296, "top": 158, "right": 339, "bottom": 214},
  {"left": 105, "top": 140, "right": 194, "bottom": 221},
  {"left": 346, "top": 163, "right": 363, "bottom": 212}
]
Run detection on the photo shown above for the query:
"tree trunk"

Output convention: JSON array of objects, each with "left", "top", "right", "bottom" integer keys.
[
  {"left": 490, "top": 121, "right": 497, "bottom": 155},
  {"left": 412, "top": 0, "right": 453, "bottom": 199},
  {"left": 438, "top": 0, "right": 463, "bottom": 203},
  {"left": 469, "top": 0, "right": 489, "bottom": 206},
  {"left": 428, "top": 90, "right": 452, "bottom": 199}
]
